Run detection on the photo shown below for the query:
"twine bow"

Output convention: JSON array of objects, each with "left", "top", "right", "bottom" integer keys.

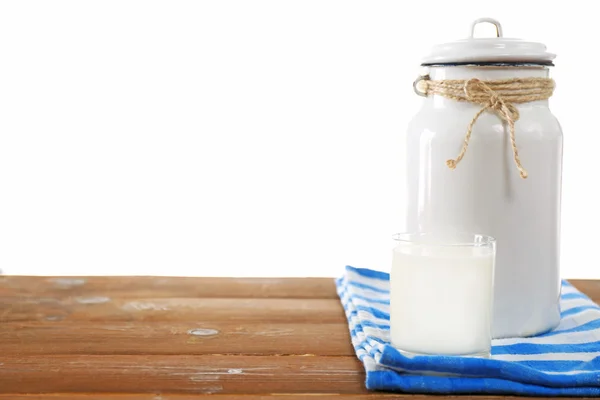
[
  {"left": 453, "top": 79, "right": 526, "bottom": 179},
  {"left": 417, "top": 76, "right": 555, "bottom": 179}
]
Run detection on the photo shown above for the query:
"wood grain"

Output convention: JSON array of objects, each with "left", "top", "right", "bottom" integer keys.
[
  {"left": 0, "top": 395, "right": 579, "bottom": 400},
  {"left": 570, "top": 280, "right": 600, "bottom": 303},
  {"left": 0, "top": 321, "right": 354, "bottom": 356},
  {"left": 0, "top": 297, "right": 344, "bottom": 323},
  {"left": 0, "top": 355, "right": 366, "bottom": 394},
  {"left": 0, "top": 276, "right": 337, "bottom": 299},
  {"left": 1, "top": 276, "right": 599, "bottom": 399},
  {"left": 0, "top": 396, "right": 409, "bottom": 400}
]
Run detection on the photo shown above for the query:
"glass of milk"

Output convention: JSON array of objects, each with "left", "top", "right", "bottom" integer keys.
[{"left": 390, "top": 232, "right": 496, "bottom": 357}]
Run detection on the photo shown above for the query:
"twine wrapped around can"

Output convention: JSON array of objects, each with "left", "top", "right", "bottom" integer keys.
[{"left": 415, "top": 77, "right": 555, "bottom": 179}]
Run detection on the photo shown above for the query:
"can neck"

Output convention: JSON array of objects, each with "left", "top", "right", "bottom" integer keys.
[
  {"left": 424, "top": 66, "right": 550, "bottom": 107},
  {"left": 427, "top": 66, "right": 550, "bottom": 80}
]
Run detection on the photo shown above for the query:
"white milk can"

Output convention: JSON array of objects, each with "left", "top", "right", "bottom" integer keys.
[{"left": 404, "top": 18, "right": 562, "bottom": 338}]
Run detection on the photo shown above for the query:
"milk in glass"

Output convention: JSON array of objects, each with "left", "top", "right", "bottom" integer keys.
[{"left": 390, "top": 235, "right": 495, "bottom": 356}]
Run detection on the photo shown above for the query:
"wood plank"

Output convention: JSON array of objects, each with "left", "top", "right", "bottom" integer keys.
[
  {"left": 0, "top": 321, "right": 354, "bottom": 356},
  {"left": 0, "top": 395, "right": 417, "bottom": 400},
  {"left": 0, "top": 297, "right": 344, "bottom": 323},
  {"left": 0, "top": 355, "right": 366, "bottom": 394},
  {"left": 0, "top": 396, "right": 395, "bottom": 400},
  {"left": 0, "top": 276, "right": 337, "bottom": 299},
  {"left": 0, "top": 396, "right": 402, "bottom": 400},
  {"left": 0, "top": 395, "right": 579, "bottom": 400},
  {"left": 4, "top": 279, "right": 595, "bottom": 324}
]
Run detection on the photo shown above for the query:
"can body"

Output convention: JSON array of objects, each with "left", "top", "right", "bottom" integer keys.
[{"left": 404, "top": 66, "right": 562, "bottom": 338}]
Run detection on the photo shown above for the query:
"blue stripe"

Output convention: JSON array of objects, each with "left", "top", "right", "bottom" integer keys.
[
  {"left": 561, "top": 292, "right": 590, "bottom": 300},
  {"left": 348, "top": 310, "right": 391, "bottom": 329},
  {"left": 541, "top": 318, "right": 600, "bottom": 337},
  {"left": 367, "top": 370, "right": 600, "bottom": 396},
  {"left": 351, "top": 293, "right": 390, "bottom": 305},
  {"left": 354, "top": 325, "right": 389, "bottom": 342},
  {"left": 346, "top": 265, "right": 390, "bottom": 280},
  {"left": 346, "top": 280, "right": 390, "bottom": 294},
  {"left": 515, "top": 357, "right": 600, "bottom": 371},
  {"left": 368, "top": 336, "right": 386, "bottom": 345},
  {"left": 561, "top": 305, "right": 600, "bottom": 318},
  {"left": 493, "top": 341, "right": 600, "bottom": 355},
  {"left": 360, "top": 319, "right": 390, "bottom": 329},
  {"left": 355, "top": 305, "right": 390, "bottom": 320}
]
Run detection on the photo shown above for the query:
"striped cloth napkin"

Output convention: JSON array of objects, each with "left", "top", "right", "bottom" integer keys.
[{"left": 336, "top": 265, "right": 600, "bottom": 396}]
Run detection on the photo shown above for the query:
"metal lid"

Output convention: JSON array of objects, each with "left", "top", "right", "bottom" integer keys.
[{"left": 421, "top": 18, "right": 556, "bottom": 66}]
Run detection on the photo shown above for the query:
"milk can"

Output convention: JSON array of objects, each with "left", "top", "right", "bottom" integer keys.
[{"left": 405, "top": 18, "right": 562, "bottom": 338}]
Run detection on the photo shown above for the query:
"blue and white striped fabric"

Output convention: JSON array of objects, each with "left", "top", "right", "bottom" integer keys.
[{"left": 336, "top": 265, "right": 600, "bottom": 396}]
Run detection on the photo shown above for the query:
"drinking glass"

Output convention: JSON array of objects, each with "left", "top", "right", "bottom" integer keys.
[{"left": 390, "top": 232, "right": 496, "bottom": 357}]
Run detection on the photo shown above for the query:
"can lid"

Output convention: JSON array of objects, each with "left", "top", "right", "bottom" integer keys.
[{"left": 421, "top": 18, "right": 556, "bottom": 66}]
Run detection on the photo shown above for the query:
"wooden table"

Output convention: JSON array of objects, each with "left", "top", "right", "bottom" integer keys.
[{"left": 1, "top": 276, "right": 598, "bottom": 399}]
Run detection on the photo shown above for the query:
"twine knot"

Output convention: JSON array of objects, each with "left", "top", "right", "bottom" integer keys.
[
  {"left": 464, "top": 79, "right": 520, "bottom": 121},
  {"left": 417, "top": 76, "right": 555, "bottom": 179}
]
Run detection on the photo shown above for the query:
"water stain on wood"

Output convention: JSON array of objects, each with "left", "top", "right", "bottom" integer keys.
[
  {"left": 187, "top": 328, "right": 220, "bottom": 343},
  {"left": 48, "top": 278, "right": 86, "bottom": 289},
  {"left": 188, "top": 328, "right": 219, "bottom": 337},
  {"left": 75, "top": 296, "right": 111, "bottom": 305},
  {"left": 122, "top": 302, "right": 170, "bottom": 311},
  {"left": 198, "top": 385, "right": 223, "bottom": 394}
]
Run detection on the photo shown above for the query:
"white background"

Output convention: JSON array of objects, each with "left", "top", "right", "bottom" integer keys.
[{"left": 0, "top": 1, "right": 596, "bottom": 277}]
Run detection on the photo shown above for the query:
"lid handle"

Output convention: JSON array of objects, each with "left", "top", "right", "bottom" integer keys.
[{"left": 470, "top": 18, "right": 503, "bottom": 38}]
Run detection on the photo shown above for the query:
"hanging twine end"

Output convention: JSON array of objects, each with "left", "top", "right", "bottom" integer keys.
[
  {"left": 446, "top": 159, "right": 457, "bottom": 170},
  {"left": 520, "top": 170, "right": 528, "bottom": 179}
]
